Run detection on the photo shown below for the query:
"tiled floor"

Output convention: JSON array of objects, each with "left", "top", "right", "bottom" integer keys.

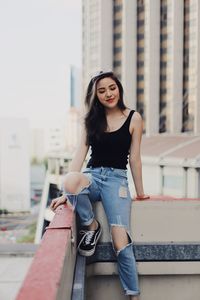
[
  {"left": 0, "top": 256, "right": 33, "bottom": 300},
  {"left": 0, "top": 243, "right": 37, "bottom": 300}
]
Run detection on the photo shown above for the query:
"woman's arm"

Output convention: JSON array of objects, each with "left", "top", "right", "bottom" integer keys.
[
  {"left": 50, "top": 125, "right": 89, "bottom": 211},
  {"left": 68, "top": 125, "right": 89, "bottom": 172},
  {"left": 129, "top": 112, "right": 149, "bottom": 199}
]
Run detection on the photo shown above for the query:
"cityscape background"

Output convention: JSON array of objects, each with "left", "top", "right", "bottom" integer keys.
[
  {"left": 0, "top": 1, "right": 200, "bottom": 299},
  {"left": 0, "top": 0, "right": 200, "bottom": 213},
  {"left": 0, "top": 0, "right": 82, "bottom": 213}
]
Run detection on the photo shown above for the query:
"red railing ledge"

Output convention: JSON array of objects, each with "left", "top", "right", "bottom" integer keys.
[{"left": 16, "top": 204, "right": 76, "bottom": 300}]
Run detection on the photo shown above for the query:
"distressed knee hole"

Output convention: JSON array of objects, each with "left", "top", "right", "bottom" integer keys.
[
  {"left": 111, "top": 226, "right": 132, "bottom": 252},
  {"left": 63, "top": 172, "right": 91, "bottom": 194}
]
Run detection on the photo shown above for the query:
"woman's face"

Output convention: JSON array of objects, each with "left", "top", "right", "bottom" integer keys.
[{"left": 96, "top": 77, "right": 120, "bottom": 109}]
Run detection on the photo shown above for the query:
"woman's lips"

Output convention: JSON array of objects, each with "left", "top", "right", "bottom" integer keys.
[{"left": 106, "top": 98, "right": 115, "bottom": 103}]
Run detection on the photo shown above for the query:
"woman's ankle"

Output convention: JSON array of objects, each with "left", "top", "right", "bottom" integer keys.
[
  {"left": 87, "top": 219, "right": 98, "bottom": 231},
  {"left": 130, "top": 296, "right": 139, "bottom": 300}
]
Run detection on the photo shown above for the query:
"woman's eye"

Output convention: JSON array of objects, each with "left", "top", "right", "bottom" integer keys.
[{"left": 110, "top": 87, "right": 116, "bottom": 91}]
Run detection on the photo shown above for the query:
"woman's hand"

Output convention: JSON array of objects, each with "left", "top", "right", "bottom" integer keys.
[
  {"left": 135, "top": 194, "right": 150, "bottom": 201},
  {"left": 50, "top": 195, "right": 67, "bottom": 211}
]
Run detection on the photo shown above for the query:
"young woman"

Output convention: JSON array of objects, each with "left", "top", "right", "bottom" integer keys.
[{"left": 50, "top": 71, "right": 149, "bottom": 299}]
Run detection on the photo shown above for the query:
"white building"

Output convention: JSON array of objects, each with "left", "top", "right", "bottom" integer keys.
[
  {"left": 31, "top": 128, "right": 45, "bottom": 163},
  {"left": 65, "top": 107, "right": 81, "bottom": 153},
  {"left": 45, "top": 125, "right": 66, "bottom": 154},
  {"left": 140, "top": 134, "right": 200, "bottom": 198},
  {"left": 31, "top": 123, "right": 67, "bottom": 162},
  {"left": 0, "top": 118, "right": 30, "bottom": 212}
]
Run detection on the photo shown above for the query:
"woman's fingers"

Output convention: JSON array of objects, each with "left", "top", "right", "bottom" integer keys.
[
  {"left": 50, "top": 195, "right": 66, "bottom": 211},
  {"left": 50, "top": 199, "right": 57, "bottom": 211},
  {"left": 53, "top": 199, "right": 63, "bottom": 210},
  {"left": 135, "top": 194, "right": 150, "bottom": 200}
]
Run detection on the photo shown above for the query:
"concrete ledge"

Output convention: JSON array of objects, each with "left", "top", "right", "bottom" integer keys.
[
  {"left": 94, "top": 200, "right": 200, "bottom": 243},
  {"left": 132, "top": 200, "right": 200, "bottom": 242},
  {"left": 87, "top": 261, "right": 200, "bottom": 277},
  {"left": 87, "top": 242, "right": 200, "bottom": 264}
]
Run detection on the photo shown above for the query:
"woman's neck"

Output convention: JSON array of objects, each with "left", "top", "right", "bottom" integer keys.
[{"left": 105, "top": 107, "right": 126, "bottom": 117}]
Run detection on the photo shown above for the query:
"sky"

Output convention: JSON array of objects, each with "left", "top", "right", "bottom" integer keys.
[{"left": 0, "top": 0, "right": 81, "bottom": 128}]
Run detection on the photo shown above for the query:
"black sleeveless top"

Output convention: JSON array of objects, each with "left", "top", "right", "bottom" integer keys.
[{"left": 87, "top": 110, "right": 135, "bottom": 169}]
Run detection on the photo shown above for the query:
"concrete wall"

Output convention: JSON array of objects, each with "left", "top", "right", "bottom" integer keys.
[
  {"left": 86, "top": 262, "right": 200, "bottom": 300},
  {"left": 94, "top": 199, "right": 200, "bottom": 243},
  {"left": 88, "top": 200, "right": 200, "bottom": 299}
]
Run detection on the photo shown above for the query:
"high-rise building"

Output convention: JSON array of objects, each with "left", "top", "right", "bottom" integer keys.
[
  {"left": 82, "top": 0, "right": 113, "bottom": 96},
  {"left": 70, "top": 65, "right": 81, "bottom": 108},
  {"left": 82, "top": 0, "right": 200, "bottom": 135},
  {"left": 65, "top": 66, "right": 82, "bottom": 153}
]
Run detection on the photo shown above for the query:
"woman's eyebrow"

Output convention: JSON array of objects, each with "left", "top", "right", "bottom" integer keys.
[{"left": 97, "top": 84, "right": 116, "bottom": 90}]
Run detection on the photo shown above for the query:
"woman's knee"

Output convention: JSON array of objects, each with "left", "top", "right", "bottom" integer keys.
[
  {"left": 63, "top": 171, "right": 90, "bottom": 194},
  {"left": 111, "top": 226, "right": 130, "bottom": 251}
]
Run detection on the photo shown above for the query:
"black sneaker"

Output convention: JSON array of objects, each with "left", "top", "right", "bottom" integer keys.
[{"left": 78, "top": 221, "right": 102, "bottom": 257}]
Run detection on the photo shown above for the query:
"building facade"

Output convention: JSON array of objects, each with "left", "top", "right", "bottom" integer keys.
[
  {"left": 82, "top": 0, "right": 200, "bottom": 135},
  {"left": 65, "top": 66, "right": 82, "bottom": 153},
  {"left": 0, "top": 118, "right": 30, "bottom": 212}
]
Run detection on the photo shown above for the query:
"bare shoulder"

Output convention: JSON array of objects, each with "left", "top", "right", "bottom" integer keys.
[
  {"left": 130, "top": 111, "right": 143, "bottom": 133},
  {"left": 123, "top": 108, "right": 132, "bottom": 117},
  {"left": 132, "top": 111, "right": 142, "bottom": 122}
]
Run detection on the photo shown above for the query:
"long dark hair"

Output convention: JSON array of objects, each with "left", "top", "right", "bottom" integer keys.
[{"left": 84, "top": 71, "right": 127, "bottom": 144}]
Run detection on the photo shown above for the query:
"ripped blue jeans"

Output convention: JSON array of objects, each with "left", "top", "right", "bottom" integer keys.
[{"left": 64, "top": 167, "right": 139, "bottom": 296}]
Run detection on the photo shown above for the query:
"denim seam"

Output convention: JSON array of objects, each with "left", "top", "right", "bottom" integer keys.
[
  {"left": 125, "top": 290, "right": 140, "bottom": 296},
  {"left": 110, "top": 224, "right": 127, "bottom": 227},
  {"left": 116, "top": 242, "right": 133, "bottom": 256},
  {"left": 81, "top": 216, "right": 94, "bottom": 226},
  {"left": 65, "top": 189, "right": 89, "bottom": 197}
]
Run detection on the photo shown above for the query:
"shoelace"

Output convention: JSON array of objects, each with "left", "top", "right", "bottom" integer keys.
[
  {"left": 85, "top": 231, "right": 95, "bottom": 245},
  {"left": 80, "top": 230, "right": 95, "bottom": 245}
]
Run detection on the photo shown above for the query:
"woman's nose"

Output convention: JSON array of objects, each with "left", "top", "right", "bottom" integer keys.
[{"left": 106, "top": 90, "right": 112, "bottom": 98}]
